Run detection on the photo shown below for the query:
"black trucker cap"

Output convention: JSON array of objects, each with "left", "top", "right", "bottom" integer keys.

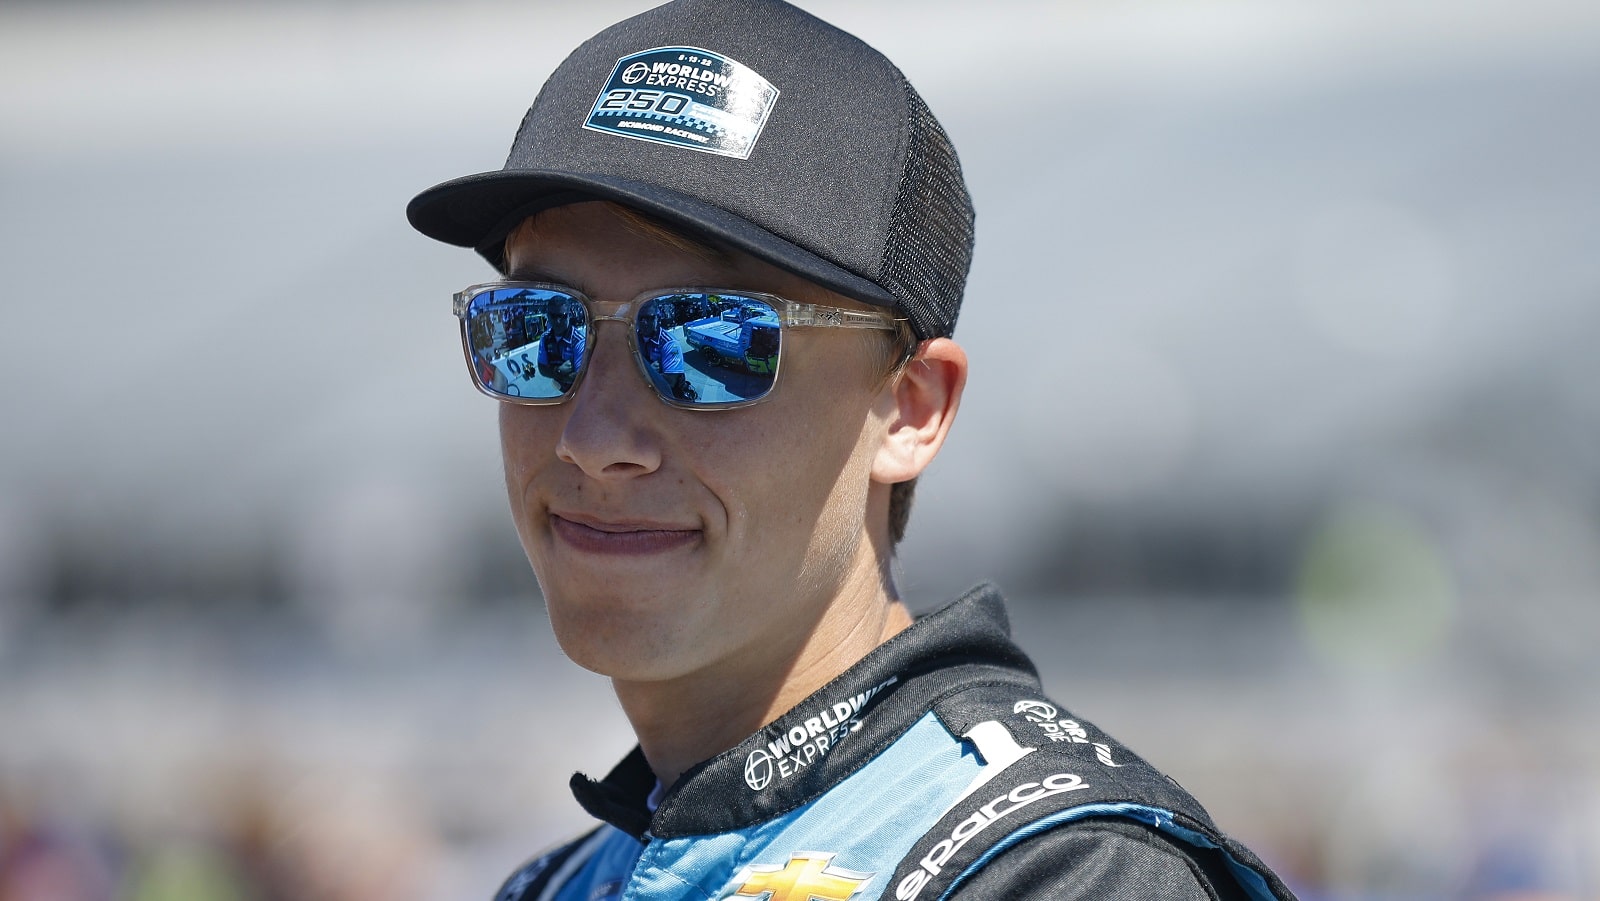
[{"left": 406, "top": 0, "right": 975, "bottom": 340}]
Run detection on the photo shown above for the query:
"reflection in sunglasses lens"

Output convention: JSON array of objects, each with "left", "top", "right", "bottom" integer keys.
[
  {"left": 639, "top": 294, "right": 779, "bottom": 405},
  {"left": 466, "top": 289, "right": 587, "bottom": 399},
  {"left": 465, "top": 289, "right": 782, "bottom": 406}
]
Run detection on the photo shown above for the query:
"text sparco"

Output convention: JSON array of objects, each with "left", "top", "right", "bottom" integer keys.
[{"left": 895, "top": 772, "right": 1089, "bottom": 900}]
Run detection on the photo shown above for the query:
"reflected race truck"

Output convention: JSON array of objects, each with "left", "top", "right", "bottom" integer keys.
[{"left": 683, "top": 302, "right": 780, "bottom": 373}]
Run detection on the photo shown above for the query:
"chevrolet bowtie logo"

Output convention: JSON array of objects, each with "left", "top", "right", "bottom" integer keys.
[{"left": 733, "top": 851, "right": 872, "bottom": 901}]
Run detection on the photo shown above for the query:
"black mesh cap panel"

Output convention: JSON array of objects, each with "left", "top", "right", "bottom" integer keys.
[{"left": 877, "top": 84, "right": 976, "bottom": 340}]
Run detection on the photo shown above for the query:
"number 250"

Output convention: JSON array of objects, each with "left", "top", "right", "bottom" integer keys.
[{"left": 598, "top": 89, "right": 690, "bottom": 115}]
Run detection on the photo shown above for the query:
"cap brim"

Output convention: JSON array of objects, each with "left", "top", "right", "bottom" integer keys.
[{"left": 407, "top": 170, "right": 898, "bottom": 310}]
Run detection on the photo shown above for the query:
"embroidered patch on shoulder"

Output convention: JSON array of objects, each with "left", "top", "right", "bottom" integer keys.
[{"left": 585, "top": 46, "right": 779, "bottom": 160}]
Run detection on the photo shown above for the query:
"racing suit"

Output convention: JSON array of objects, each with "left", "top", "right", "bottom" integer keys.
[{"left": 496, "top": 584, "right": 1298, "bottom": 900}]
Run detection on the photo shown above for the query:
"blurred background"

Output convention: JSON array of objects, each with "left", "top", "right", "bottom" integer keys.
[{"left": 2, "top": 0, "right": 1598, "bottom": 897}]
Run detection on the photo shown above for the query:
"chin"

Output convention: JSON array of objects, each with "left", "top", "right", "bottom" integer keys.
[{"left": 544, "top": 595, "right": 709, "bottom": 682}]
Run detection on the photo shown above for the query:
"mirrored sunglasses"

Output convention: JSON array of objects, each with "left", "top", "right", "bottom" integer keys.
[{"left": 453, "top": 283, "right": 905, "bottom": 409}]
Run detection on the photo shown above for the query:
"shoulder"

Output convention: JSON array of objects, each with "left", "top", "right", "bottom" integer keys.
[
  {"left": 889, "top": 680, "right": 1296, "bottom": 900},
  {"left": 491, "top": 827, "right": 606, "bottom": 901},
  {"left": 945, "top": 817, "right": 1256, "bottom": 901}
]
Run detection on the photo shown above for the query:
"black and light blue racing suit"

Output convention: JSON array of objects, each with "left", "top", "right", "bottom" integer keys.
[{"left": 496, "top": 585, "right": 1298, "bottom": 901}]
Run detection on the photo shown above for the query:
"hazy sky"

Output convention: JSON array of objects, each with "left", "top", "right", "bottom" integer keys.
[{"left": 2, "top": 0, "right": 1598, "bottom": 598}]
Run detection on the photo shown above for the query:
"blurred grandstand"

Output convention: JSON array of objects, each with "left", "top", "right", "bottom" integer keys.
[{"left": 3, "top": 1, "right": 1599, "bottom": 898}]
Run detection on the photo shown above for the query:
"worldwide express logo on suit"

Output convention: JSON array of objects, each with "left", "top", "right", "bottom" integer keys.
[
  {"left": 586, "top": 46, "right": 780, "bottom": 159},
  {"left": 744, "top": 677, "right": 898, "bottom": 791}
]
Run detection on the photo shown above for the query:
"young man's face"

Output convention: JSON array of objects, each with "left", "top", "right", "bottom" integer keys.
[{"left": 499, "top": 202, "right": 902, "bottom": 685}]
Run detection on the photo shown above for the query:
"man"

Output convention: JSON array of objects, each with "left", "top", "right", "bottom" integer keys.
[
  {"left": 536, "top": 304, "right": 588, "bottom": 394},
  {"left": 636, "top": 308, "right": 698, "bottom": 402},
  {"left": 408, "top": 0, "right": 1297, "bottom": 898}
]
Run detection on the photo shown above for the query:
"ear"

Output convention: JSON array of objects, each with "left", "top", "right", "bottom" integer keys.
[{"left": 872, "top": 338, "right": 968, "bottom": 485}]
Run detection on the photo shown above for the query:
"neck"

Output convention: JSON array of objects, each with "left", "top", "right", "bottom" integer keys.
[{"left": 612, "top": 571, "right": 913, "bottom": 790}]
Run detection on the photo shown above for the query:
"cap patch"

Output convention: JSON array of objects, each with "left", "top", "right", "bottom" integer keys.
[{"left": 584, "top": 46, "right": 779, "bottom": 160}]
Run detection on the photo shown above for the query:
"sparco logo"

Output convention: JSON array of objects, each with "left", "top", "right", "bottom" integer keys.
[
  {"left": 743, "top": 676, "right": 897, "bottom": 791},
  {"left": 895, "top": 772, "right": 1089, "bottom": 900}
]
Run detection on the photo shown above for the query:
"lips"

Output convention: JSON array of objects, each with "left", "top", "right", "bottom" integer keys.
[{"left": 549, "top": 512, "right": 701, "bottom": 556}]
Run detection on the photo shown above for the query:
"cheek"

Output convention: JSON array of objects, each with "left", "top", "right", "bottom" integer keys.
[
  {"left": 498, "top": 405, "right": 561, "bottom": 496},
  {"left": 706, "top": 373, "right": 885, "bottom": 563}
]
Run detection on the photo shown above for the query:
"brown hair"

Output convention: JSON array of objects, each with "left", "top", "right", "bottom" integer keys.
[{"left": 506, "top": 202, "right": 922, "bottom": 546}]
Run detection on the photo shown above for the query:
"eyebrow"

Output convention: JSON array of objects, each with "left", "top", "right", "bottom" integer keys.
[
  {"left": 505, "top": 265, "right": 587, "bottom": 291},
  {"left": 502, "top": 269, "right": 779, "bottom": 301}
]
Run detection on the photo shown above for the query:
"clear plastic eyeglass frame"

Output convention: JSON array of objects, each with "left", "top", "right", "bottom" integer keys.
[{"left": 452, "top": 281, "right": 906, "bottom": 410}]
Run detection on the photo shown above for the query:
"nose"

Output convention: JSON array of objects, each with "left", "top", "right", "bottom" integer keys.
[{"left": 554, "top": 321, "right": 664, "bottom": 479}]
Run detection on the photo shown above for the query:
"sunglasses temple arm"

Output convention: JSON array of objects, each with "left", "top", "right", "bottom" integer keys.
[{"left": 783, "top": 303, "right": 903, "bottom": 330}]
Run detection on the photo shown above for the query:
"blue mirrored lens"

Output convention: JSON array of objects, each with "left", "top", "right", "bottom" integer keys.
[
  {"left": 638, "top": 293, "right": 779, "bottom": 405},
  {"left": 464, "top": 288, "right": 587, "bottom": 399}
]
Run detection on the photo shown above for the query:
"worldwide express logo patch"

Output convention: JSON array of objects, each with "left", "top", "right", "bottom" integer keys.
[{"left": 585, "top": 46, "right": 779, "bottom": 160}]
